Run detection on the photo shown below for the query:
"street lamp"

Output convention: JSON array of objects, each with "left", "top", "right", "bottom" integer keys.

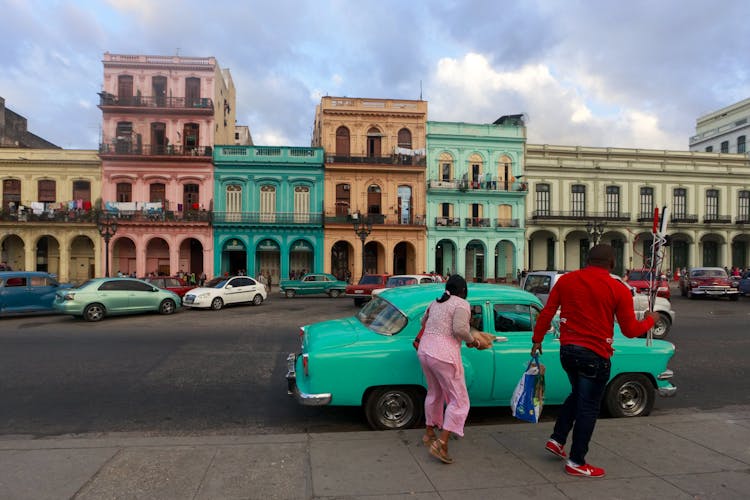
[
  {"left": 352, "top": 212, "right": 373, "bottom": 280},
  {"left": 97, "top": 212, "right": 118, "bottom": 277},
  {"left": 585, "top": 219, "right": 606, "bottom": 248}
]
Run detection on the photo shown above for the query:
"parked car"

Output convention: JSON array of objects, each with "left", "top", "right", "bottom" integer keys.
[
  {"left": 279, "top": 273, "right": 348, "bottom": 298},
  {"left": 521, "top": 270, "right": 676, "bottom": 338},
  {"left": 345, "top": 274, "right": 390, "bottom": 307},
  {"left": 140, "top": 276, "right": 196, "bottom": 298},
  {"left": 53, "top": 277, "right": 180, "bottom": 321},
  {"left": 1, "top": 271, "right": 73, "bottom": 316},
  {"left": 679, "top": 267, "right": 740, "bottom": 301},
  {"left": 370, "top": 274, "right": 444, "bottom": 298},
  {"left": 182, "top": 276, "right": 266, "bottom": 310},
  {"left": 738, "top": 271, "right": 750, "bottom": 296},
  {"left": 286, "top": 284, "right": 676, "bottom": 430},
  {"left": 625, "top": 269, "right": 671, "bottom": 299}
]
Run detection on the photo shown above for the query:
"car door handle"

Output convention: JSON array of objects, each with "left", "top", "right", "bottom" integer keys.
[{"left": 494, "top": 336, "right": 509, "bottom": 343}]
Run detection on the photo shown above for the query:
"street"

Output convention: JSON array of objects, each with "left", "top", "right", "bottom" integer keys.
[{"left": 0, "top": 289, "right": 748, "bottom": 437}]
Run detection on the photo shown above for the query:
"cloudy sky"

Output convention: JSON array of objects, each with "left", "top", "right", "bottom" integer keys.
[{"left": 2, "top": 0, "right": 748, "bottom": 151}]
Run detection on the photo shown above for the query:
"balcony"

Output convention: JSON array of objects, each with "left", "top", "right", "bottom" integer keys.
[
  {"left": 531, "top": 211, "right": 631, "bottom": 221},
  {"left": 213, "top": 212, "right": 323, "bottom": 225},
  {"left": 495, "top": 218, "right": 520, "bottom": 228},
  {"left": 105, "top": 209, "right": 211, "bottom": 223},
  {"left": 325, "top": 154, "right": 426, "bottom": 166},
  {"left": 323, "top": 213, "right": 425, "bottom": 226},
  {"left": 671, "top": 214, "right": 699, "bottom": 223},
  {"left": 98, "top": 93, "right": 213, "bottom": 113},
  {"left": 465, "top": 217, "right": 491, "bottom": 228},
  {"left": 737, "top": 216, "right": 750, "bottom": 224},
  {"left": 435, "top": 216, "right": 461, "bottom": 227},
  {"left": 0, "top": 208, "right": 97, "bottom": 223},
  {"left": 429, "top": 178, "right": 528, "bottom": 192},
  {"left": 99, "top": 143, "right": 212, "bottom": 158},
  {"left": 703, "top": 215, "right": 732, "bottom": 224}
]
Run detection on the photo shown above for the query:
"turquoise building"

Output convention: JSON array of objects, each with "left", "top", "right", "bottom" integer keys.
[
  {"left": 212, "top": 146, "right": 325, "bottom": 284},
  {"left": 425, "top": 117, "right": 527, "bottom": 282}
]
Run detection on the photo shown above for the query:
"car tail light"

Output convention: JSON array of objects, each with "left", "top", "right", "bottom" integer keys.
[
  {"left": 302, "top": 353, "right": 309, "bottom": 376},
  {"left": 61, "top": 292, "right": 76, "bottom": 301}
]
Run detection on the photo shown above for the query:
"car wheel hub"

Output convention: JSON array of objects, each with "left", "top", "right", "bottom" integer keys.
[
  {"left": 379, "top": 392, "right": 411, "bottom": 425},
  {"left": 618, "top": 381, "right": 646, "bottom": 415}
]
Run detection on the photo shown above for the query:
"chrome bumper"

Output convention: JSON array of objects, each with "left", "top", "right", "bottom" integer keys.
[
  {"left": 286, "top": 353, "right": 332, "bottom": 406},
  {"left": 658, "top": 385, "right": 677, "bottom": 397}
]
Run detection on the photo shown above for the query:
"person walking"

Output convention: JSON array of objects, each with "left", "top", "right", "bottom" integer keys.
[
  {"left": 531, "top": 244, "right": 660, "bottom": 478},
  {"left": 417, "top": 274, "right": 488, "bottom": 464}
]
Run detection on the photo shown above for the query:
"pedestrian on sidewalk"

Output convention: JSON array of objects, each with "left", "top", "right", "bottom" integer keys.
[
  {"left": 531, "top": 244, "right": 659, "bottom": 478},
  {"left": 417, "top": 274, "right": 489, "bottom": 464}
]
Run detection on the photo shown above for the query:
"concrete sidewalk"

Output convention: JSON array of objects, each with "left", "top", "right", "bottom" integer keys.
[{"left": 1, "top": 408, "right": 749, "bottom": 499}]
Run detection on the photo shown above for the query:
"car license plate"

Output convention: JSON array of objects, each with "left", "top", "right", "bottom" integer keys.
[
  {"left": 354, "top": 290, "right": 363, "bottom": 294},
  {"left": 184, "top": 296, "right": 194, "bottom": 303}
]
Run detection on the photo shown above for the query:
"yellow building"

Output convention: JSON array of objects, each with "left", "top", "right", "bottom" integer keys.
[
  {"left": 0, "top": 149, "right": 102, "bottom": 283},
  {"left": 312, "top": 97, "right": 428, "bottom": 280}
]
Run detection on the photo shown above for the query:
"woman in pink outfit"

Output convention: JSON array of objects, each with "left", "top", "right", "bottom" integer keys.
[{"left": 417, "top": 274, "right": 480, "bottom": 464}]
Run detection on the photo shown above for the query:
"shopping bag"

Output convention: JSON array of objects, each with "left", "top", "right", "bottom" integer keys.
[
  {"left": 412, "top": 305, "right": 432, "bottom": 350},
  {"left": 510, "top": 355, "right": 545, "bottom": 423}
]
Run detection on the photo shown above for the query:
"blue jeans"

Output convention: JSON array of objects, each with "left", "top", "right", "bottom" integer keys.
[{"left": 551, "top": 344, "right": 611, "bottom": 465}]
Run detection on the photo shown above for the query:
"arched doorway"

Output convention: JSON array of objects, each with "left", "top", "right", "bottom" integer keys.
[
  {"left": 1, "top": 234, "right": 24, "bottom": 271},
  {"left": 494, "top": 241, "right": 515, "bottom": 283},
  {"left": 465, "top": 240, "right": 486, "bottom": 282},
  {"left": 289, "top": 239, "right": 314, "bottom": 278},
  {"left": 35, "top": 235, "right": 60, "bottom": 274},
  {"left": 364, "top": 241, "right": 384, "bottom": 275},
  {"left": 701, "top": 236, "right": 721, "bottom": 267},
  {"left": 256, "top": 239, "right": 280, "bottom": 284},
  {"left": 179, "top": 238, "right": 204, "bottom": 275},
  {"left": 112, "top": 237, "right": 136, "bottom": 276},
  {"left": 330, "top": 240, "right": 352, "bottom": 282},
  {"left": 70, "top": 235, "right": 95, "bottom": 283},
  {"left": 393, "top": 241, "right": 416, "bottom": 275},
  {"left": 146, "top": 238, "right": 170, "bottom": 276},
  {"left": 221, "top": 238, "right": 246, "bottom": 276},
  {"left": 435, "top": 239, "right": 457, "bottom": 277},
  {"left": 731, "top": 235, "right": 750, "bottom": 269}
]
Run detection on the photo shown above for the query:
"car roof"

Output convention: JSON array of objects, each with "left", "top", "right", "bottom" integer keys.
[
  {"left": 0, "top": 271, "right": 57, "bottom": 279},
  {"left": 378, "top": 283, "right": 542, "bottom": 317}
]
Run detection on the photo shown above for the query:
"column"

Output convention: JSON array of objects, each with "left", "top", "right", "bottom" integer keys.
[{"left": 59, "top": 241, "right": 70, "bottom": 283}]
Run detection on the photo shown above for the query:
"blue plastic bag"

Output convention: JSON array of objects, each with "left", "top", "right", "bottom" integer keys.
[{"left": 510, "top": 356, "right": 545, "bottom": 423}]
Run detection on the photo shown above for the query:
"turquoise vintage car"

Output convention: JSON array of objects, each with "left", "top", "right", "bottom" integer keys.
[
  {"left": 286, "top": 283, "right": 676, "bottom": 430},
  {"left": 279, "top": 273, "right": 348, "bottom": 298}
]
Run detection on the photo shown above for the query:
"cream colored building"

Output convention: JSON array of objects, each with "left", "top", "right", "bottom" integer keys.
[
  {"left": 524, "top": 144, "right": 750, "bottom": 275},
  {"left": 1, "top": 149, "right": 102, "bottom": 283},
  {"left": 312, "top": 96, "right": 428, "bottom": 280}
]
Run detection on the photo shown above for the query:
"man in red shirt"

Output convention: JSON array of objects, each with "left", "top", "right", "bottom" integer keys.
[{"left": 531, "top": 244, "right": 659, "bottom": 478}]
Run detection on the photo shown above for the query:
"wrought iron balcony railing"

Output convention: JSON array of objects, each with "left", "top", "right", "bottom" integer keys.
[
  {"left": 325, "top": 154, "right": 426, "bottom": 166},
  {"left": 703, "top": 215, "right": 732, "bottom": 223},
  {"left": 98, "top": 93, "right": 214, "bottom": 111},
  {"left": 671, "top": 214, "right": 699, "bottom": 223},
  {"left": 465, "top": 217, "right": 491, "bottom": 228},
  {"left": 103, "top": 209, "right": 212, "bottom": 223},
  {"left": 531, "top": 211, "right": 631, "bottom": 221},
  {"left": 435, "top": 216, "right": 461, "bottom": 227},
  {"left": 0, "top": 208, "right": 97, "bottom": 223},
  {"left": 429, "top": 178, "right": 528, "bottom": 192},
  {"left": 99, "top": 143, "right": 213, "bottom": 157},
  {"left": 495, "top": 218, "right": 520, "bottom": 228},
  {"left": 323, "top": 213, "right": 425, "bottom": 226},
  {"left": 213, "top": 212, "right": 323, "bottom": 225}
]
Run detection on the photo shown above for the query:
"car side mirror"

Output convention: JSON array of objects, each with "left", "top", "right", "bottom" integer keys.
[{"left": 226, "top": 284, "right": 233, "bottom": 289}]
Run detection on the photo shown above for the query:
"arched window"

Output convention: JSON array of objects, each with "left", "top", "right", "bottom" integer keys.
[
  {"left": 225, "top": 184, "right": 242, "bottom": 221},
  {"left": 367, "top": 127, "right": 382, "bottom": 157},
  {"left": 260, "top": 185, "right": 276, "bottom": 222},
  {"left": 183, "top": 183, "right": 199, "bottom": 211},
  {"left": 116, "top": 182, "right": 132, "bottom": 202},
  {"left": 438, "top": 152, "right": 454, "bottom": 182},
  {"left": 150, "top": 183, "right": 166, "bottom": 203},
  {"left": 367, "top": 185, "right": 382, "bottom": 215},
  {"left": 535, "top": 183, "right": 550, "bottom": 216},
  {"left": 335, "top": 183, "right": 350, "bottom": 216},
  {"left": 397, "top": 128, "right": 412, "bottom": 149},
  {"left": 498, "top": 155, "right": 514, "bottom": 191},
  {"left": 294, "top": 186, "right": 310, "bottom": 222},
  {"left": 38, "top": 179, "right": 56, "bottom": 203},
  {"left": 335, "top": 126, "right": 350, "bottom": 156},
  {"left": 117, "top": 75, "right": 133, "bottom": 104},
  {"left": 468, "top": 153, "right": 483, "bottom": 188}
]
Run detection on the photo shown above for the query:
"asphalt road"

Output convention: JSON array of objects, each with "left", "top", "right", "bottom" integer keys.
[{"left": 0, "top": 288, "right": 748, "bottom": 437}]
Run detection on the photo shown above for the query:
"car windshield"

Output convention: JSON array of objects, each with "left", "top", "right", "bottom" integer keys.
[
  {"left": 205, "top": 277, "right": 229, "bottom": 288},
  {"left": 356, "top": 296, "right": 408, "bottom": 335},
  {"left": 692, "top": 269, "right": 726, "bottom": 278},
  {"left": 359, "top": 275, "right": 384, "bottom": 285},
  {"left": 387, "top": 277, "right": 417, "bottom": 287}
]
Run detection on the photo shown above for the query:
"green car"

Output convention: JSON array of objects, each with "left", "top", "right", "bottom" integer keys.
[
  {"left": 53, "top": 277, "right": 181, "bottom": 322},
  {"left": 279, "top": 273, "right": 348, "bottom": 298},
  {"left": 286, "top": 283, "right": 676, "bottom": 430}
]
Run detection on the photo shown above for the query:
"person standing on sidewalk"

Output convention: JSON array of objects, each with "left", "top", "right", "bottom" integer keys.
[
  {"left": 531, "top": 244, "right": 659, "bottom": 478},
  {"left": 417, "top": 274, "right": 489, "bottom": 464}
]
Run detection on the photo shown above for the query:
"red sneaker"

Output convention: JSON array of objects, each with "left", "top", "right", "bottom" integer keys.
[
  {"left": 545, "top": 439, "right": 566, "bottom": 459},
  {"left": 565, "top": 461, "right": 606, "bottom": 478}
]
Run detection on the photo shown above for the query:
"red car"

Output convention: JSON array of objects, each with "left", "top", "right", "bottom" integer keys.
[
  {"left": 626, "top": 269, "right": 671, "bottom": 299},
  {"left": 345, "top": 274, "right": 390, "bottom": 307},
  {"left": 141, "top": 276, "right": 196, "bottom": 298},
  {"left": 679, "top": 267, "right": 739, "bottom": 301}
]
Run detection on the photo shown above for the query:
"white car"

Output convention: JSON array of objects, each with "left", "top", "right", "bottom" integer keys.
[
  {"left": 370, "top": 274, "right": 443, "bottom": 297},
  {"left": 182, "top": 276, "right": 267, "bottom": 310},
  {"left": 522, "top": 270, "right": 676, "bottom": 339}
]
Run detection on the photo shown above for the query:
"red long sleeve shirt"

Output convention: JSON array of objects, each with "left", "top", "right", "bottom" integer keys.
[{"left": 532, "top": 266, "right": 655, "bottom": 359}]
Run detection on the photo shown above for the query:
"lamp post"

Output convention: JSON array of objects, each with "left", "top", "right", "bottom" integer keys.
[
  {"left": 585, "top": 219, "right": 606, "bottom": 248},
  {"left": 97, "top": 212, "right": 118, "bottom": 277},
  {"left": 352, "top": 213, "right": 373, "bottom": 280}
]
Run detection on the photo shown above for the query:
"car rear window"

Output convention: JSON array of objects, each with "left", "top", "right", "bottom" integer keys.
[
  {"left": 356, "top": 296, "right": 408, "bottom": 335},
  {"left": 359, "top": 275, "right": 384, "bottom": 285}
]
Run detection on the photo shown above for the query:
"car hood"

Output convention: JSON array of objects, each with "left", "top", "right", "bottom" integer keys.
[
  {"left": 184, "top": 287, "right": 218, "bottom": 295},
  {"left": 303, "top": 316, "right": 361, "bottom": 352}
]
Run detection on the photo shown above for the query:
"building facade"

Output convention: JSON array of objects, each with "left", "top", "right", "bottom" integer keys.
[
  {"left": 212, "top": 145, "right": 325, "bottom": 283},
  {"left": 312, "top": 96, "right": 428, "bottom": 281},
  {"left": 690, "top": 98, "right": 750, "bottom": 154},
  {"left": 0, "top": 148, "right": 101, "bottom": 283},
  {"left": 0, "top": 96, "right": 60, "bottom": 149},
  {"left": 524, "top": 144, "right": 750, "bottom": 275},
  {"left": 425, "top": 118, "right": 527, "bottom": 282},
  {"left": 98, "top": 53, "right": 236, "bottom": 278}
]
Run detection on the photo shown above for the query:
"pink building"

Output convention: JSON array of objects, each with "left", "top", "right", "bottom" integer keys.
[{"left": 98, "top": 53, "right": 236, "bottom": 278}]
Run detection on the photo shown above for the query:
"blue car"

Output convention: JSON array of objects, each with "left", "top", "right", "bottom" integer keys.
[
  {"left": 738, "top": 271, "right": 750, "bottom": 296},
  {"left": 0, "top": 271, "right": 73, "bottom": 316}
]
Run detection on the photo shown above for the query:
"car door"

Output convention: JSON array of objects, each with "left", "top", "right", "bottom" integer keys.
[
  {"left": 223, "top": 277, "right": 250, "bottom": 304},
  {"left": 489, "top": 301, "right": 568, "bottom": 404},
  {"left": 1, "top": 275, "right": 29, "bottom": 313},
  {"left": 461, "top": 301, "right": 495, "bottom": 403},
  {"left": 303, "top": 275, "right": 323, "bottom": 294},
  {"left": 28, "top": 275, "right": 59, "bottom": 311},
  {"left": 126, "top": 279, "right": 159, "bottom": 311},
  {"left": 97, "top": 280, "right": 132, "bottom": 311}
]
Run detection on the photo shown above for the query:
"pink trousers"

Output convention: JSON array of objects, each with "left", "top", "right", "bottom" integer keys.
[{"left": 418, "top": 352, "right": 470, "bottom": 436}]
